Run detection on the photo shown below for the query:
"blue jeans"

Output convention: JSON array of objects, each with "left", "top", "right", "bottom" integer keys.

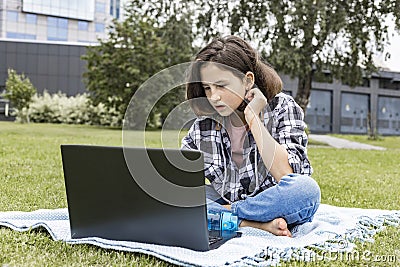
[{"left": 206, "top": 174, "right": 321, "bottom": 228}]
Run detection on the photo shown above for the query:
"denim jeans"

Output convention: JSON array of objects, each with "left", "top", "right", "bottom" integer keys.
[{"left": 206, "top": 173, "right": 321, "bottom": 228}]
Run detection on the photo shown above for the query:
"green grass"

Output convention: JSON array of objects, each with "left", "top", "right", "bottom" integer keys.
[{"left": 0, "top": 121, "right": 399, "bottom": 266}]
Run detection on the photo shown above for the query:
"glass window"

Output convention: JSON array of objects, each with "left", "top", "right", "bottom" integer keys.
[
  {"left": 47, "top": 27, "right": 58, "bottom": 38},
  {"left": 48, "top": 36, "right": 67, "bottom": 41},
  {"left": 59, "top": 28, "right": 68, "bottom": 38},
  {"left": 6, "top": 32, "right": 36, "bottom": 40},
  {"left": 110, "top": 0, "right": 114, "bottom": 15},
  {"left": 7, "top": 11, "right": 18, "bottom": 22},
  {"left": 116, "top": 0, "right": 120, "bottom": 19},
  {"left": 116, "top": 8, "right": 120, "bottom": 19},
  {"left": 58, "top": 18, "right": 68, "bottom": 29},
  {"left": 47, "top": 17, "right": 58, "bottom": 27},
  {"left": 380, "top": 78, "right": 400, "bottom": 90},
  {"left": 6, "top": 32, "right": 18, "bottom": 38},
  {"left": 24, "top": 34, "right": 36, "bottom": 40},
  {"left": 95, "top": 23, "right": 105, "bottom": 33},
  {"left": 78, "top": 21, "right": 89, "bottom": 31},
  {"left": 95, "top": 2, "right": 106, "bottom": 13},
  {"left": 47, "top": 17, "right": 68, "bottom": 41},
  {"left": 109, "top": 0, "right": 120, "bottom": 19},
  {"left": 26, "top": 14, "right": 37, "bottom": 24}
]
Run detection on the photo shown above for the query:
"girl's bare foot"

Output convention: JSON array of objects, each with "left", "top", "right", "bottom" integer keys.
[{"left": 240, "top": 218, "right": 292, "bottom": 237}]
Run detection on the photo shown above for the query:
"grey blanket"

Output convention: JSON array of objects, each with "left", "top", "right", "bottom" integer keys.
[{"left": 0, "top": 204, "right": 399, "bottom": 266}]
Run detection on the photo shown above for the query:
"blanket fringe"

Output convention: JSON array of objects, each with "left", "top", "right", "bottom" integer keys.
[
  {"left": 227, "top": 212, "right": 400, "bottom": 267},
  {"left": 346, "top": 212, "right": 400, "bottom": 243}
]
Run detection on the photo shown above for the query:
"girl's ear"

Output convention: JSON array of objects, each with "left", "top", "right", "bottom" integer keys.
[{"left": 244, "top": 71, "right": 255, "bottom": 89}]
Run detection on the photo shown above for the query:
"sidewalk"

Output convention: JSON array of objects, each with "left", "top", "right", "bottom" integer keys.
[{"left": 309, "top": 134, "right": 386, "bottom": 150}]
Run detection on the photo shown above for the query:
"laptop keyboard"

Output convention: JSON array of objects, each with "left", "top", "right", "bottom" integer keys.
[{"left": 208, "top": 235, "right": 223, "bottom": 246}]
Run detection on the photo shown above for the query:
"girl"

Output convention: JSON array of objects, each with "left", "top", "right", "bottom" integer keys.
[{"left": 181, "top": 36, "right": 320, "bottom": 237}]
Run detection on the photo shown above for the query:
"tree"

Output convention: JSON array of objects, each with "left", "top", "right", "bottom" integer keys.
[
  {"left": 82, "top": 13, "right": 166, "bottom": 126},
  {"left": 200, "top": 0, "right": 400, "bottom": 111},
  {"left": 82, "top": 2, "right": 195, "bottom": 127},
  {"left": 261, "top": 0, "right": 400, "bottom": 111},
  {"left": 3, "top": 68, "right": 36, "bottom": 112},
  {"left": 135, "top": 0, "right": 400, "bottom": 113},
  {"left": 153, "top": 13, "right": 196, "bottom": 126}
]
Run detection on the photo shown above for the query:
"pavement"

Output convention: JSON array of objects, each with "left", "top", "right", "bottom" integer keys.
[{"left": 308, "top": 134, "right": 386, "bottom": 150}]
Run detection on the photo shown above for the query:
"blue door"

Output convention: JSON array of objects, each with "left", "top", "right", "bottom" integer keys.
[
  {"left": 340, "top": 93, "right": 369, "bottom": 134},
  {"left": 377, "top": 96, "right": 400, "bottom": 135},
  {"left": 305, "top": 90, "right": 332, "bottom": 133}
]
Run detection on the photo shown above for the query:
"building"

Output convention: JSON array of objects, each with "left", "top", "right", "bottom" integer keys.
[
  {"left": 282, "top": 70, "right": 400, "bottom": 135},
  {"left": 0, "top": 0, "right": 121, "bottom": 120},
  {"left": 1, "top": 0, "right": 121, "bottom": 43}
]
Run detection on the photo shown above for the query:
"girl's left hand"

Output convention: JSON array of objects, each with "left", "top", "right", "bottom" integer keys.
[{"left": 244, "top": 88, "right": 268, "bottom": 121}]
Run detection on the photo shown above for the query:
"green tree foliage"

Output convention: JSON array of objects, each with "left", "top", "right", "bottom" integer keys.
[
  {"left": 137, "top": 0, "right": 399, "bottom": 112},
  {"left": 207, "top": 0, "right": 400, "bottom": 111},
  {"left": 260, "top": 0, "right": 400, "bottom": 111},
  {"left": 3, "top": 69, "right": 37, "bottom": 111},
  {"left": 82, "top": 2, "right": 194, "bottom": 127},
  {"left": 82, "top": 13, "right": 166, "bottom": 126},
  {"left": 154, "top": 13, "right": 195, "bottom": 126}
]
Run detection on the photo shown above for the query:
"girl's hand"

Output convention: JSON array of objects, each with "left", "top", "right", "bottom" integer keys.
[{"left": 244, "top": 88, "right": 268, "bottom": 123}]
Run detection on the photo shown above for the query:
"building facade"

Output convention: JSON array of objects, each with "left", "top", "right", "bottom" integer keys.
[
  {"left": 282, "top": 71, "right": 400, "bottom": 135},
  {"left": 0, "top": 0, "right": 121, "bottom": 92},
  {"left": 0, "top": 0, "right": 121, "bottom": 120},
  {"left": 0, "top": 0, "right": 120, "bottom": 43}
]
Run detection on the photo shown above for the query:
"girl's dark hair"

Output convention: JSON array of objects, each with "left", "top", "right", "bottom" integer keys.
[{"left": 186, "top": 35, "right": 282, "bottom": 116}]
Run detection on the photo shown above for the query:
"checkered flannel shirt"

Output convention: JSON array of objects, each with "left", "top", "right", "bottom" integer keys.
[{"left": 181, "top": 92, "right": 313, "bottom": 203}]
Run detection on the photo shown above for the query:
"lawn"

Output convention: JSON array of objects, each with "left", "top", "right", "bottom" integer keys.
[{"left": 0, "top": 121, "right": 399, "bottom": 266}]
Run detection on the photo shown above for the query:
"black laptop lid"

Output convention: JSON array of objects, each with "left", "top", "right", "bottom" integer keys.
[{"left": 61, "top": 145, "right": 210, "bottom": 251}]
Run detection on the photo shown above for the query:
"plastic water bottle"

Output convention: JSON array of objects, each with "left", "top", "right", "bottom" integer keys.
[{"left": 207, "top": 210, "right": 239, "bottom": 232}]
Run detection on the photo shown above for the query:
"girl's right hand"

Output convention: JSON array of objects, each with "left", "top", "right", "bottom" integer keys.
[{"left": 244, "top": 88, "right": 268, "bottom": 124}]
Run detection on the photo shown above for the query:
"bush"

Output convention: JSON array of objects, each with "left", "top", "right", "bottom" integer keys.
[
  {"left": 3, "top": 69, "right": 37, "bottom": 119},
  {"left": 88, "top": 96, "right": 124, "bottom": 127},
  {"left": 16, "top": 91, "right": 123, "bottom": 127}
]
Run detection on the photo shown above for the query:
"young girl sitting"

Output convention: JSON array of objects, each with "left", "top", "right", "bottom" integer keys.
[{"left": 182, "top": 36, "right": 320, "bottom": 237}]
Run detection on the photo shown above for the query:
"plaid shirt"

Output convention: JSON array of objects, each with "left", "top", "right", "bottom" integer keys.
[{"left": 181, "top": 92, "right": 313, "bottom": 203}]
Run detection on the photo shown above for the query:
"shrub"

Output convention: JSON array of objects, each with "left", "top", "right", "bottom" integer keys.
[
  {"left": 87, "top": 96, "right": 124, "bottom": 127},
  {"left": 3, "top": 69, "right": 37, "bottom": 121},
  {"left": 16, "top": 91, "right": 123, "bottom": 127}
]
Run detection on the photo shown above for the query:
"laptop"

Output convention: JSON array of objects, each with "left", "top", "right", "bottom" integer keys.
[{"left": 61, "top": 145, "right": 241, "bottom": 251}]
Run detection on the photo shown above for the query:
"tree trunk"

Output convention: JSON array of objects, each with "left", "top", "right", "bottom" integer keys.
[{"left": 294, "top": 70, "right": 313, "bottom": 115}]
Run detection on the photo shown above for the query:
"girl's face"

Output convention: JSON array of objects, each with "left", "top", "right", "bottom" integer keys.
[{"left": 200, "top": 63, "right": 247, "bottom": 117}]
